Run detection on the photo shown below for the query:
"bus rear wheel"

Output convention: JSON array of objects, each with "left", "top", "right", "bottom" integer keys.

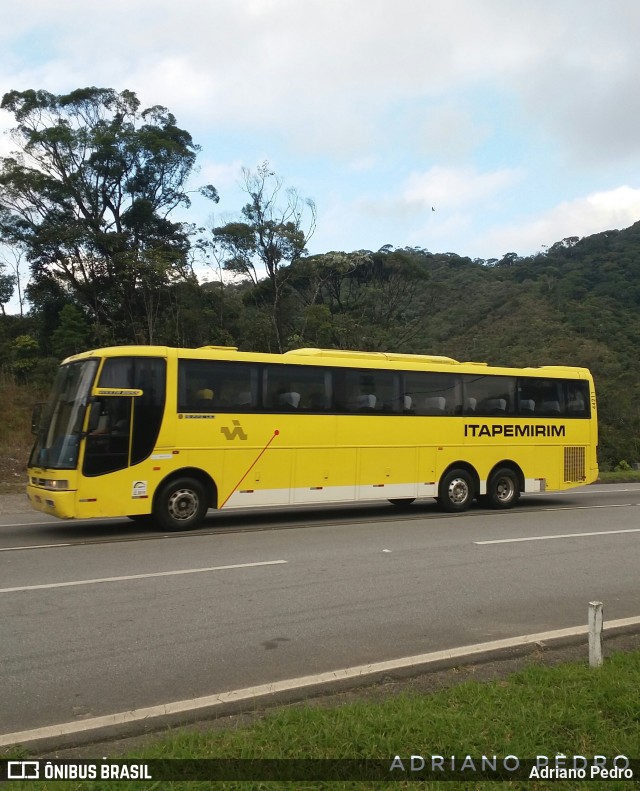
[
  {"left": 484, "top": 468, "right": 520, "bottom": 509},
  {"left": 438, "top": 469, "right": 475, "bottom": 512},
  {"left": 154, "top": 477, "right": 209, "bottom": 531}
]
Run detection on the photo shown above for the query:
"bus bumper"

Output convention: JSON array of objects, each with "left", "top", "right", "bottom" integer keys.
[{"left": 26, "top": 485, "right": 77, "bottom": 519}]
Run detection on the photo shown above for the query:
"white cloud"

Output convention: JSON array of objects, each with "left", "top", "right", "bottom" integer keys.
[
  {"left": 402, "top": 166, "right": 522, "bottom": 212},
  {"left": 196, "top": 159, "right": 245, "bottom": 191},
  {"left": 357, "top": 165, "right": 521, "bottom": 224},
  {"left": 3, "top": 0, "right": 637, "bottom": 162},
  {"left": 2, "top": 0, "right": 640, "bottom": 265},
  {"left": 473, "top": 186, "right": 640, "bottom": 258}
]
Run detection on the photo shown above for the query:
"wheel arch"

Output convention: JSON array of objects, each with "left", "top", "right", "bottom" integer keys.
[
  {"left": 440, "top": 461, "right": 480, "bottom": 495},
  {"left": 154, "top": 467, "right": 218, "bottom": 511}
]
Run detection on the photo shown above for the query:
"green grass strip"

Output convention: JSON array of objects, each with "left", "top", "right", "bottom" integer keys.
[{"left": 4, "top": 648, "right": 640, "bottom": 790}]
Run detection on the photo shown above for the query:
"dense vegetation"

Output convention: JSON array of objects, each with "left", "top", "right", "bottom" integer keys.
[{"left": 1, "top": 88, "right": 639, "bottom": 471}]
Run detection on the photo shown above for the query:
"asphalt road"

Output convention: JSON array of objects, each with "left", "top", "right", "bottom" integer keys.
[{"left": 1, "top": 484, "right": 639, "bottom": 737}]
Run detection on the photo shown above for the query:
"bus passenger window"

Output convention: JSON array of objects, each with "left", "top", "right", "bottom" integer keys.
[
  {"left": 178, "top": 360, "right": 257, "bottom": 412},
  {"left": 403, "top": 372, "right": 460, "bottom": 416},
  {"left": 566, "top": 381, "right": 589, "bottom": 417},
  {"left": 463, "top": 375, "right": 515, "bottom": 416},
  {"left": 234, "top": 391, "right": 253, "bottom": 409},
  {"left": 518, "top": 377, "right": 565, "bottom": 417},
  {"left": 518, "top": 399, "right": 535, "bottom": 415},
  {"left": 540, "top": 400, "right": 561, "bottom": 416},
  {"left": 264, "top": 364, "right": 330, "bottom": 412},
  {"left": 483, "top": 398, "right": 507, "bottom": 415},
  {"left": 195, "top": 388, "right": 215, "bottom": 410},
  {"left": 424, "top": 396, "right": 446, "bottom": 414},
  {"left": 308, "top": 392, "right": 328, "bottom": 411},
  {"left": 357, "top": 394, "right": 376, "bottom": 412},
  {"left": 278, "top": 391, "right": 301, "bottom": 410}
]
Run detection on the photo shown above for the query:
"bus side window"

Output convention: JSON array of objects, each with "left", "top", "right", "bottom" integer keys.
[
  {"left": 566, "top": 381, "right": 589, "bottom": 417},
  {"left": 357, "top": 394, "right": 376, "bottom": 412},
  {"left": 540, "top": 400, "right": 561, "bottom": 416},
  {"left": 403, "top": 371, "right": 461, "bottom": 416},
  {"left": 519, "top": 399, "right": 535, "bottom": 415},
  {"left": 424, "top": 396, "right": 446, "bottom": 414},
  {"left": 233, "top": 391, "right": 253, "bottom": 409},
  {"left": 278, "top": 391, "right": 301, "bottom": 410},
  {"left": 307, "top": 392, "right": 327, "bottom": 411}
]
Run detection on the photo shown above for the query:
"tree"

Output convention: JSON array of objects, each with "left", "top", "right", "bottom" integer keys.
[
  {"left": 211, "top": 162, "right": 315, "bottom": 351},
  {"left": 51, "top": 304, "right": 90, "bottom": 359},
  {"left": 285, "top": 248, "right": 432, "bottom": 350},
  {"left": 0, "top": 87, "right": 218, "bottom": 343},
  {"left": 0, "top": 244, "right": 26, "bottom": 316},
  {"left": 0, "top": 260, "right": 15, "bottom": 315}
]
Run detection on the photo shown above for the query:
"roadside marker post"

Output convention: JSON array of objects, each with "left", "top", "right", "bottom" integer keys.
[{"left": 588, "top": 601, "right": 604, "bottom": 668}]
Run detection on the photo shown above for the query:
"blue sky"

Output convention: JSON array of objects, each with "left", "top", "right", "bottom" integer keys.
[{"left": 2, "top": 0, "right": 640, "bottom": 298}]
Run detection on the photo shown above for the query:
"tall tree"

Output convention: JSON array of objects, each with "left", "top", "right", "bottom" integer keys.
[
  {"left": 0, "top": 244, "right": 26, "bottom": 316},
  {"left": 0, "top": 87, "right": 218, "bottom": 342},
  {"left": 0, "top": 259, "right": 15, "bottom": 315},
  {"left": 211, "top": 162, "right": 315, "bottom": 351}
]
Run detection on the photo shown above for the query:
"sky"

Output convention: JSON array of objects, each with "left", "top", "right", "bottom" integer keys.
[{"left": 2, "top": 0, "right": 640, "bottom": 290}]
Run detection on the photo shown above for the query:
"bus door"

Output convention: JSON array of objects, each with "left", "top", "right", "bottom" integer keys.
[{"left": 83, "top": 389, "right": 141, "bottom": 477}]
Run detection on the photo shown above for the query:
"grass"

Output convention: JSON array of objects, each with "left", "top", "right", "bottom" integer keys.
[
  {"left": 3, "top": 649, "right": 640, "bottom": 790},
  {"left": 0, "top": 375, "right": 39, "bottom": 493},
  {"left": 597, "top": 470, "right": 640, "bottom": 484}
]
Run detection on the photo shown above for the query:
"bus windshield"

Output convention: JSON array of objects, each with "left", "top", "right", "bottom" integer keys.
[{"left": 29, "top": 359, "right": 98, "bottom": 470}]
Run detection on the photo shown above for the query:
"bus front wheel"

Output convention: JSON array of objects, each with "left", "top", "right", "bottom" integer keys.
[
  {"left": 154, "top": 477, "right": 209, "bottom": 531},
  {"left": 484, "top": 468, "right": 520, "bottom": 509},
  {"left": 438, "top": 469, "right": 475, "bottom": 512}
]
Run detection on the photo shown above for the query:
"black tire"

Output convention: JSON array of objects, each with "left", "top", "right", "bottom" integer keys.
[
  {"left": 154, "top": 477, "right": 209, "bottom": 531},
  {"left": 388, "top": 498, "right": 416, "bottom": 508},
  {"left": 484, "top": 467, "right": 520, "bottom": 509},
  {"left": 438, "top": 468, "right": 475, "bottom": 512}
]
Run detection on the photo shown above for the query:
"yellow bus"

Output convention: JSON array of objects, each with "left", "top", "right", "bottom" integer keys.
[{"left": 27, "top": 345, "right": 598, "bottom": 530}]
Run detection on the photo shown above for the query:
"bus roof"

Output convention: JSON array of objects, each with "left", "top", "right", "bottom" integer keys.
[{"left": 61, "top": 345, "right": 593, "bottom": 379}]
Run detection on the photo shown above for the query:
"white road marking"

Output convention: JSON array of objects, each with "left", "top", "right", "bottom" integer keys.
[
  {"left": 0, "top": 560, "right": 288, "bottom": 594},
  {"left": 542, "top": 504, "right": 635, "bottom": 512},
  {"left": 0, "top": 542, "right": 74, "bottom": 552},
  {"left": 476, "top": 527, "right": 640, "bottom": 545},
  {"left": 2, "top": 614, "right": 639, "bottom": 747},
  {"left": 528, "top": 487, "right": 640, "bottom": 496}
]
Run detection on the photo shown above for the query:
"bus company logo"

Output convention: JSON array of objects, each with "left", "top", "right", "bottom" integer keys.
[
  {"left": 465, "top": 424, "right": 566, "bottom": 438},
  {"left": 220, "top": 420, "right": 248, "bottom": 441}
]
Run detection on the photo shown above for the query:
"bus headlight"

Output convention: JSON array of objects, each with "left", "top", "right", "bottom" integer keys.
[{"left": 31, "top": 477, "right": 70, "bottom": 491}]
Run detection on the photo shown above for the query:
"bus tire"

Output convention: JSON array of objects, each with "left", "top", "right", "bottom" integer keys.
[
  {"left": 484, "top": 467, "right": 520, "bottom": 509},
  {"left": 438, "top": 468, "right": 475, "bottom": 512},
  {"left": 388, "top": 498, "right": 416, "bottom": 508},
  {"left": 154, "top": 476, "right": 209, "bottom": 531}
]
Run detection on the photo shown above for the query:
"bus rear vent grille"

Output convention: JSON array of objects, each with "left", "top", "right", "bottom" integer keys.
[{"left": 564, "top": 447, "right": 586, "bottom": 483}]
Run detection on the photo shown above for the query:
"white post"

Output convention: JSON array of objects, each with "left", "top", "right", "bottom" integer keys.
[{"left": 588, "top": 601, "right": 603, "bottom": 668}]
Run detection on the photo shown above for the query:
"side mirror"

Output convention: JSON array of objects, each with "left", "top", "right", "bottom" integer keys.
[{"left": 31, "top": 403, "right": 44, "bottom": 435}]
